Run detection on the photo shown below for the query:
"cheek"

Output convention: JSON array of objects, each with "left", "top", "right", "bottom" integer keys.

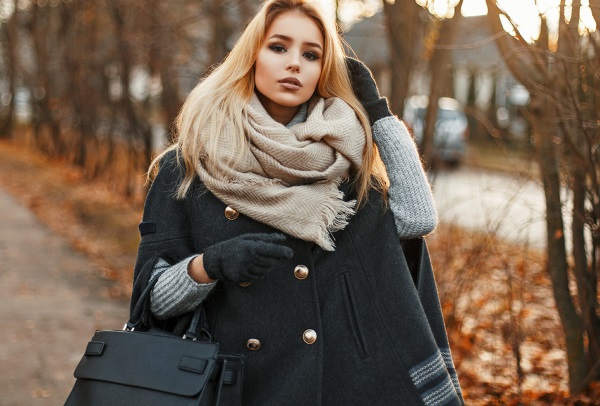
[
  {"left": 305, "top": 65, "right": 322, "bottom": 92},
  {"left": 254, "top": 51, "right": 272, "bottom": 89}
]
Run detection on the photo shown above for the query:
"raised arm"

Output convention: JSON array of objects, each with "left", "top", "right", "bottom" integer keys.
[{"left": 347, "top": 57, "right": 438, "bottom": 238}]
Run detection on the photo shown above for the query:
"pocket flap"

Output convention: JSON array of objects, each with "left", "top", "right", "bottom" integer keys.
[{"left": 73, "top": 330, "right": 219, "bottom": 397}]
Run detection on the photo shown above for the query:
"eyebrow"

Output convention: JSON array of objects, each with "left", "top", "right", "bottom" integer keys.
[{"left": 268, "top": 34, "right": 323, "bottom": 51}]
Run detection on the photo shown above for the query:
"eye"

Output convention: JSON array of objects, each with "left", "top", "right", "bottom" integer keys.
[
  {"left": 303, "top": 52, "right": 320, "bottom": 61},
  {"left": 269, "top": 44, "right": 286, "bottom": 53}
]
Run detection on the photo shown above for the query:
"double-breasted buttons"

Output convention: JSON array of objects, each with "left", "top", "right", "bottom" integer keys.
[
  {"left": 224, "top": 206, "right": 239, "bottom": 220},
  {"left": 294, "top": 265, "right": 309, "bottom": 280},
  {"left": 303, "top": 329, "right": 317, "bottom": 344},
  {"left": 246, "top": 338, "right": 261, "bottom": 350}
]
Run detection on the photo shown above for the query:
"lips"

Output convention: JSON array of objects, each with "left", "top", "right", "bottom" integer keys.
[{"left": 278, "top": 77, "right": 302, "bottom": 90}]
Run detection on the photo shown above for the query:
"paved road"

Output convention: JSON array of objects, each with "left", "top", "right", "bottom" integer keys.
[
  {"left": 0, "top": 188, "right": 129, "bottom": 405},
  {"left": 431, "top": 167, "right": 548, "bottom": 250}
]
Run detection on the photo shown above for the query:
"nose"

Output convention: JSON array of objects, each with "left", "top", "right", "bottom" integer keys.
[{"left": 286, "top": 53, "right": 301, "bottom": 73}]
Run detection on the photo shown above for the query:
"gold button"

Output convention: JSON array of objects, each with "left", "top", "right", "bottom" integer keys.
[
  {"left": 294, "top": 265, "right": 309, "bottom": 280},
  {"left": 246, "top": 338, "right": 261, "bottom": 350},
  {"left": 239, "top": 282, "right": 251, "bottom": 287},
  {"left": 303, "top": 329, "right": 317, "bottom": 344},
  {"left": 224, "top": 206, "right": 239, "bottom": 220}
]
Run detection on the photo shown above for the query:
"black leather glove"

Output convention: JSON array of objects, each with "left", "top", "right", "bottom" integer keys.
[
  {"left": 346, "top": 57, "right": 392, "bottom": 124},
  {"left": 202, "top": 233, "right": 294, "bottom": 284}
]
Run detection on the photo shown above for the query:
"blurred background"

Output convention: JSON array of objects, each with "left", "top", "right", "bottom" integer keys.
[{"left": 0, "top": 0, "right": 599, "bottom": 404}]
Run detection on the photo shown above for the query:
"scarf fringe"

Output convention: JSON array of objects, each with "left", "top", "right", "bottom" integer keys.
[{"left": 317, "top": 190, "right": 357, "bottom": 251}]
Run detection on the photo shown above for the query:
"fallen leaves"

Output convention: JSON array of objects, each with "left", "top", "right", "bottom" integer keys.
[
  {"left": 0, "top": 139, "right": 141, "bottom": 295},
  {"left": 428, "top": 224, "right": 599, "bottom": 405}
]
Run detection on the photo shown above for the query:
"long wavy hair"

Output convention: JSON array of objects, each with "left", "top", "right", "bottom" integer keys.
[{"left": 149, "top": 0, "right": 388, "bottom": 205}]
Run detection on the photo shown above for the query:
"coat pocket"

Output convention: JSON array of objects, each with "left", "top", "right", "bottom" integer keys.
[{"left": 338, "top": 271, "right": 371, "bottom": 360}]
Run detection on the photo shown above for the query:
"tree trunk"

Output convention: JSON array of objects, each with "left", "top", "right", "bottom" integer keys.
[
  {"left": 109, "top": 0, "right": 151, "bottom": 194},
  {"left": 1, "top": 3, "right": 18, "bottom": 138},
  {"left": 208, "top": 0, "right": 231, "bottom": 66},
  {"left": 421, "top": 3, "right": 463, "bottom": 167},
  {"left": 30, "top": 3, "right": 62, "bottom": 156},
  {"left": 160, "top": 62, "right": 181, "bottom": 144},
  {"left": 571, "top": 164, "right": 600, "bottom": 374},
  {"left": 237, "top": 0, "right": 256, "bottom": 25},
  {"left": 529, "top": 95, "right": 587, "bottom": 393},
  {"left": 383, "top": 0, "right": 422, "bottom": 115}
]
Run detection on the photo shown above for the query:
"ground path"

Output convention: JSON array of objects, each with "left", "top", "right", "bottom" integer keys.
[
  {"left": 431, "top": 166, "right": 547, "bottom": 250},
  {"left": 0, "top": 187, "right": 129, "bottom": 405}
]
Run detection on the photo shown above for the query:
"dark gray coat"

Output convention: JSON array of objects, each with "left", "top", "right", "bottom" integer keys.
[{"left": 131, "top": 151, "right": 464, "bottom": 405}]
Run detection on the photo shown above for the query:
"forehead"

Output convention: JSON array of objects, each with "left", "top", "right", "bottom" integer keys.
[{"left": 265, "top": 11, "right": 324, "bottom": 46}]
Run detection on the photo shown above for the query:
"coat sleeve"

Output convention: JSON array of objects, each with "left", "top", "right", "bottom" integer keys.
[
  {"left": 373, "top": 116, "right": 438, "bottom": 238},
  {"left": 129, "top": 150, "right": 197, "bottom": 317}
]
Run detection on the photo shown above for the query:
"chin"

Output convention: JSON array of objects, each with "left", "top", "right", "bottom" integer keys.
[
  {"left": 257, "top": 88, "right": 313, "bottom": 110},
  {"left": 275, "top": 94, "right": 311, "bottom": 107}
]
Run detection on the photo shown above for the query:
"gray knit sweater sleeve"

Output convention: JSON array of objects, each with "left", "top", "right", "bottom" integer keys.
[
  {"left": 373, "top": 116, "right": 438, "bottom": 238},
  {"left": 150, "top": 256, "right": 217, "bottom": 320}
]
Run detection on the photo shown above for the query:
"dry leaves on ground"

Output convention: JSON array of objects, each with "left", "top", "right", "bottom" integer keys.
[
  {"left": 0, "top": 139, "right": 141, "bottom": 297},
  {"left": 427, "top": 224, "right": 600, "bottom": 405}
]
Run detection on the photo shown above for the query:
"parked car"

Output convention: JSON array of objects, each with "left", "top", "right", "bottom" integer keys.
[
  {"left": 14, "top": 87, "right": 32, "bottom": 124},
  {"left": 403, "top": 95, "right": 469, "bottom": 165}
]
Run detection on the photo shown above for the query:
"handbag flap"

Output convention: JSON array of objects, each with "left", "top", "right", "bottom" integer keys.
[{"left": 73, "top": 330, "right": 220, "bottom": 397}]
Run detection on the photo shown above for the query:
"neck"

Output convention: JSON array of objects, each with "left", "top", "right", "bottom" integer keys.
[{"left": 256, "top": 92, "right": 299, "bottom": 125}]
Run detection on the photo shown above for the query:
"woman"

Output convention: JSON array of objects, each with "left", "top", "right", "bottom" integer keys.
[{"left": 130, "top": 0, "right": 463, "bottom": 404}]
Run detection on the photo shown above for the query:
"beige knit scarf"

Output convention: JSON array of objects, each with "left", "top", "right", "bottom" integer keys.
[{"left": 196, "top": 93, "right": 365, "bottom": 251}]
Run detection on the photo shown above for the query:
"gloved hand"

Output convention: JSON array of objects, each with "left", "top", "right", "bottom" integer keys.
[
  {"left": 202, "top": 233, "right": 294, "bottom": 285},
  {"left": 346, "top": 57, "right": 392, "bottom": 124}
]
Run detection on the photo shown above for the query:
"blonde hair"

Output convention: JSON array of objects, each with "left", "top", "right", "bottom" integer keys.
[{"left": 149, "top": 0, "right": 388, "bottom": 205}]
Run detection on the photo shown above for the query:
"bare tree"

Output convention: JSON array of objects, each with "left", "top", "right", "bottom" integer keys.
[
  {"left": 383, "top": 0, "right": 423, "bottom": 114},
  {"left": 2, "top": 0, "right": 258, "bottom": 197},
  {"left": 420, "top": 1, "right": 463, "bottom": 167},
  {"left": 29, "top": 2, "right": 62, "bottom": 155},
  {"left": 382, "top": 0, "right": 464, "bottom": 167},
  {"left": 485, "top": 0, "right": 600, "bottom": 393},
  {"left": 0, "top": 0, "right": 17, "bottom": 138},
  {"left": 208, "top": 0, "right": 233, "bottom": 66}
]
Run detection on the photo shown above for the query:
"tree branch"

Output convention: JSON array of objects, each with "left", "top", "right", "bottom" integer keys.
[{"left": 484, "top": 0, "right": 548, "bottom": 85}]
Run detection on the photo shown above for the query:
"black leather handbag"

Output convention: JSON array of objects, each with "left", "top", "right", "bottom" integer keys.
[{"left": 65, "top": 276, "right": 244, "bottom": 406}]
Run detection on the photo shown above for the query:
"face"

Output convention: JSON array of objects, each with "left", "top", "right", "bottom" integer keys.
[{"left": 254, "top": 11, "right": 324, "bottom": 124}]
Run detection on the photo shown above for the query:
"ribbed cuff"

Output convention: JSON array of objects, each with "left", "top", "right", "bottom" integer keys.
[
  {"left": 365, "top": 98, "right": 392, "bottom": 124},
  {"left": 150, "top": 255, "right": 217, "bottom": 319}
]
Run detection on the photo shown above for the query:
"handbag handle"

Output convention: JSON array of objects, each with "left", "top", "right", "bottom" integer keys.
[
  {"left": 183, "top": 304, "right": 212, "bottom": 341},
  {"left": 126, "top": 273, "right": 162, "bottom": 330},
  {"left": 127, "top": 271, "right": 212, "bottom": 341}
]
